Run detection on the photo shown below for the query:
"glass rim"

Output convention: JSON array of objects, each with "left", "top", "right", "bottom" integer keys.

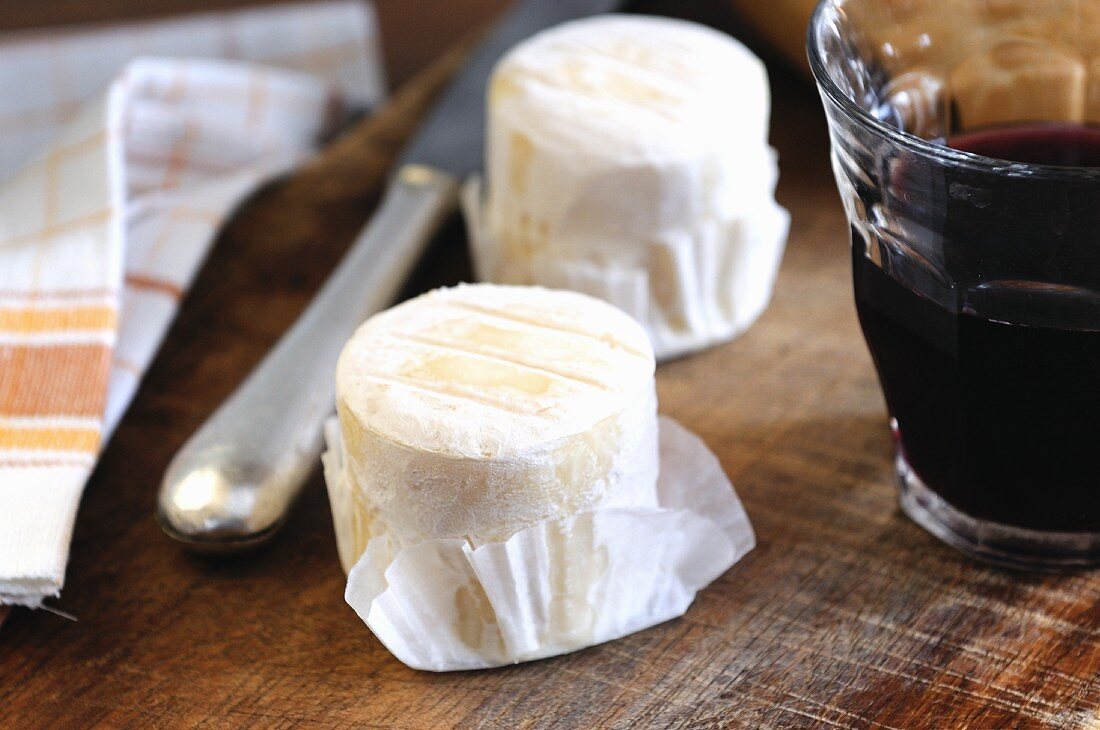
[{"left": 806, "top": 0, "right": 1100, "bottom": 181}]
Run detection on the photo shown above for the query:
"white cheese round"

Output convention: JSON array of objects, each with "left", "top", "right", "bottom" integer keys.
[
  {"left": 468, "top": 14, "right": 789, "bottom": 359},
  {"left": 328, "top": 283, "right": 658, "bottom": 571}
]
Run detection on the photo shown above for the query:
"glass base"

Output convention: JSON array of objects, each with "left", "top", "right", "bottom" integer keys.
[{"left": 896, "top": 452, "right": 1100, "bottom": 571}]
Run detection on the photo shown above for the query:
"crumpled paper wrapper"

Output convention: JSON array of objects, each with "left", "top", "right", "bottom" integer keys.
[
  {"left": 323, "top": 416, "right": 755, "bottom": 671},
  {"left": 462, "top": 177, "right": 789, "bottom": 362}
]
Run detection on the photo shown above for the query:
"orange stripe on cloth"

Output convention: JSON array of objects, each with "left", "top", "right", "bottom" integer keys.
[
  {"left": 0, "top": 426, "right": 99, "bottom": 452},
  {"left": 0, "top": 456, "right": 95, "bottom": 469},
  {"left": 0, "top": 287, "right": 113, "bottom": 301},
  {"left": 0, "top": 344, "right": 112, "bottom": 417},
  {"left": 125, "top": 273, "right": 182, "bottom": 300},
  {"left": 0, "top": 306, "right": 116, "bottom": 334}
]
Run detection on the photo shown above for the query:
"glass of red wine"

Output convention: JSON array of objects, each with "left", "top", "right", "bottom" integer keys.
[{"left": 809, "top": 0, "right": 1100, "bottom": 569}]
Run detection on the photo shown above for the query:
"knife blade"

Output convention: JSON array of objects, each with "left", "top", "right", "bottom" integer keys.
[{"left": 157, "top": 0, "right": 621, "bottom": 552}]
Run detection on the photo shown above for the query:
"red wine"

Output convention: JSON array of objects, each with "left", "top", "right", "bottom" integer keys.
[
  {"left": 950, "top": 123, "right": 1100, "bottom": 167},
  {"left": 854, "top": 124, "right": 1100, "bottom": 532}
]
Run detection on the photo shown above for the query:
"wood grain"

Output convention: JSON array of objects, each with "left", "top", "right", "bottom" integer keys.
[{"left": 1, "top": 3, "right": 1099, "bottom": 728}]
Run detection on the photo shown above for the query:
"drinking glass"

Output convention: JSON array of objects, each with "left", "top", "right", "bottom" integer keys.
[{"left": 808, "top": 0, "right": 1100, "bottom": 568}]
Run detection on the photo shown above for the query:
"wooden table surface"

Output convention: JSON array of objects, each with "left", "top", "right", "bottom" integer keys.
[{"left": 2, "top": 3, "right": 1099, "bottom": 728}]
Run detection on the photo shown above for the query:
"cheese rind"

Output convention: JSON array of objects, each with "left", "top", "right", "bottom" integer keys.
[
  {"left": 470, "top": 15, "right": 789, "bottom": 359},
  {"left": 329, "top": 283, "right": 658, "bottom": 570}
]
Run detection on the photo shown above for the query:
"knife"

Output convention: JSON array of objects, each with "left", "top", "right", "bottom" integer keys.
[{"left": 157, "top": 0, "right": 621, "bottom": 552}]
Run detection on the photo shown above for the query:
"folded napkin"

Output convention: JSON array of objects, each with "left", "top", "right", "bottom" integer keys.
[{"left": 0, "top": 2, "right": 385, "bottom": 607}]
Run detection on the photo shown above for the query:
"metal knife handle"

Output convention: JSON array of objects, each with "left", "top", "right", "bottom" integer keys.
[{"left": 157, "top": 165, "right": 459, "bottom": 551}]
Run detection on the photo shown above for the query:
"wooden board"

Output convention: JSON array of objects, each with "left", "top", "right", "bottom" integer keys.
[{"left": 2, "top": 5, "right": 1099, "bottom": 728}]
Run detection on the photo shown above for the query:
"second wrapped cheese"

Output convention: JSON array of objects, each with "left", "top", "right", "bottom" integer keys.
[{"left": 465, "top": 14, "right": 790, "bottom": 360}]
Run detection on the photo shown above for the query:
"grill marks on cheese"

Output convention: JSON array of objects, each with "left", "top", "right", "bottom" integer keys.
[
  {"left": 337, "top": 285, "right": 654, "bottom": 459},
  {"left": 488, "top": 16, "right": 768, "bottom": 161},
  {"left": 492, "top": 30, "right": 702, "bottom": 119},
  {"left": 367, "top": 311, "right": 631, "bottom": 400}
]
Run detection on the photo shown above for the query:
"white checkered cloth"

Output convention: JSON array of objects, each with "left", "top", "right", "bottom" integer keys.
[{"left": 0, "top": 1, "right": 386, "bottom": 607}]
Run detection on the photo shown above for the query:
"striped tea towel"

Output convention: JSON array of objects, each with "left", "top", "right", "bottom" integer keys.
[{"left": 0, "top": 1, "right": 386, "bottom": 607}]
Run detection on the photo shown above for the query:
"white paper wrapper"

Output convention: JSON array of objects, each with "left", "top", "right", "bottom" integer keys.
[
  {"left": 323, "top": 416, "right": 755, "bottom": 672},
  {"left": 463, "top": 177, "right": 790, "bottom": 362}
]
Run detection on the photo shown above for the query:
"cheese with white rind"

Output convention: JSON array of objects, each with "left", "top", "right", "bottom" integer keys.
[
  {"left": 328, "top": 283, "right": 658, "bottom": 572},
  {"left": 468, "top": 14, "right": 789, "bottom": 359}
]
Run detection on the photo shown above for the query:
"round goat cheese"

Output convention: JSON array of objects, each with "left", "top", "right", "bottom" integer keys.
[
  {"left": 329, "top": 283, "right": 658, "bottom": 571},
  {"left": 468, "top": 15, "right": 789, "bottom": 359}
]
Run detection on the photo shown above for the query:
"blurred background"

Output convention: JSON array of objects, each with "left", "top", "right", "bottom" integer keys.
[
  {"left": 0, "top": 0, "right": 510, "bottom": 85},
  {"left": 0, "top": 0, "right": 815, "bottom": 86}
]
